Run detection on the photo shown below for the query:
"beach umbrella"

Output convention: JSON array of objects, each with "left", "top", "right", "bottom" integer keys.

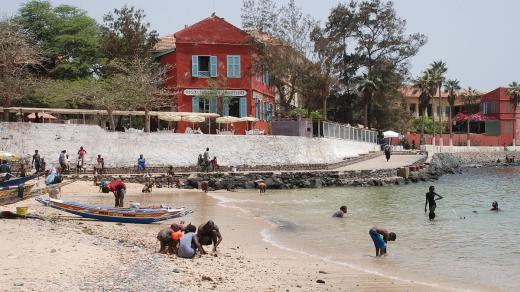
[
  {"left": 27, "top": 112, "right": 57, "bottom": 121},
  {"left": 383, "top": 130, "right": 400, "bottom": 138},
  {"left": 239, "top": 116, "right": 259, "bottom": 131},
  {"left": 158, "top": 113, "right": 182, "bottom": 122},
  {"left": 182, "top": 115, "right": 206, "bottom": 129},
  {"left": 0, "top": 151, "right": 21, "bottom": 161},
  {"left": 216, "top": 116, "right": 240, "bottom": 131}
]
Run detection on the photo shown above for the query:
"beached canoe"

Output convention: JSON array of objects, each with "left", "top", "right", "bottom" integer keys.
[
  {"left": 36, "top": 197, "right": 193, "bottom": 224},
  {"left": 0, "top": 184, "right": 36, "bottom": 206},
  {"left": 0, "top": 174, "right": 37, "bottom": 188}
]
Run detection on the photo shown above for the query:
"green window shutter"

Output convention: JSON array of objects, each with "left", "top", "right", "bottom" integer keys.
[
  {"left": 506, "top": 121, "right": 511, "bottom": 134},
  {"left": 192, "top": 55, "right": 199, "bottom": 77},
  {"left": 210, "top": 97, "right": 217, "bottom": 113},
  {"left": 192, "top": 96, "right": 200, "bottom": 112},
  {"left": 234, "top": 56, "right": 240, "bottom": 78},
  {"left": 227, "top": 55, "right": 232, "bottom": 77},
  {"left": 255, "top": 98, "right": 260, "bottom": 118},
  {"left": 239, "top": 97, "right": 247, "bottom": 118},
  {"left": 210, "top": 56, "right": 217, "bottom": 77},
  {"left": 223, "top": 98, "right": 229, "bottom": 116}
]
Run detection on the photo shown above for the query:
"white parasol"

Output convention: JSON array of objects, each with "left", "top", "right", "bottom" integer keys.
[
  {"left": 216, "top": 116, "right": 240, "bottom": 131},
  {"left": 383, "top": 130, "right": 400, "bottom": 138},
  {"left": 182, "top": 115, "right": 206, "bottom": 129},
  {"left": 158, "top": 113, "right": 182, "bottom": 122},
  {"left": 0, "top": 151, "right": 21, "bottom": 161},
  {"left": 238, "top": 116, "right": 259, "bottom": 131}
]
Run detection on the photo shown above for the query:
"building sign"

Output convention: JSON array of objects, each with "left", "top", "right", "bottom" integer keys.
[{"left": 183, "top": 89, "right": 247, "bottom": 96}]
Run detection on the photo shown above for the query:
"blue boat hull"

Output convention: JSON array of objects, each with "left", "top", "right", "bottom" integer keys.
[
  {"left": 56, "top": 208, "right": 166, "bottom": 224},
  {"left": 0, "top": 174, "right": 36, "bottom": 188}
]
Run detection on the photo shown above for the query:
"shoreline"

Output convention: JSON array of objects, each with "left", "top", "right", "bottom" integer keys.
[{"left": 1, "top": 181, "right": 445, "bottom": 291}]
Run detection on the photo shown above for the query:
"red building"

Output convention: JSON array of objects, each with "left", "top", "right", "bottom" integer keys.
[
  {"left": 154, "top": 15, "right": 275, "bottom": 134},
  {"left": 479, "top": 87, "right": 519, "bottom": 145}
]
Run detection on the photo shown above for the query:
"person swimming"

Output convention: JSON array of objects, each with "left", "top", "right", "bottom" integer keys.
[
  {"left": 425, "top": 186, "right": 443, "bottom": 221},
  {"left": 491, "top": 201, "right": 500, "bottom": 211}
]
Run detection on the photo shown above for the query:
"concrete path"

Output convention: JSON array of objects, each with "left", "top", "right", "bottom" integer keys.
[{"left": 334, "top": 153, "right": 426, "bottom": 171}]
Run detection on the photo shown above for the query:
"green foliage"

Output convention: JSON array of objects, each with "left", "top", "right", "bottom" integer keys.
[
  {"left": 407, "top": 117, "right": 447, "bottom": 134},
  {"left": 309, "top": 110, "right": 322, "bottom": 119},
  {"left": 288, "top": 107, "right": 308, "bottom": 118},
  {"left": 101, "top": 5, "right": 158, "bottom": 62},
  {"left": 17, "top": 0, "right": 103, "bottom": 79}
]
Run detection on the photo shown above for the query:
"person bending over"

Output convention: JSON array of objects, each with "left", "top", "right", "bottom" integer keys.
[
  {"left": 197, "top": 220, "right": 222, "bottom": 253},
  {"left": 491, "top": 201, "right": 500, "bottom": 211},
  {"left": 178, "top": 224, "right": 204, "bottom": 258},
  {"left": 369, "top": 227, "right": 396, "bottom": 257},
  {"left": 332, "top": 206, "right": 347, "bottom": 218}
]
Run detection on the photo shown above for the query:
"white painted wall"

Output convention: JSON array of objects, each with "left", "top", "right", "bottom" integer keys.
[{"left": 0, "top": 123, "right": 378, "bottom": 168}]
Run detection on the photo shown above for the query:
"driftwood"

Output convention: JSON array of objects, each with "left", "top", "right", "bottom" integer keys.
[{"left": 0, "top": 211, "right": 47, "bottom": 220}]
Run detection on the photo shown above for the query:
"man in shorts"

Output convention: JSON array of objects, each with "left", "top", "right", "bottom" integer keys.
[{"left": 369, "top": 227, "right": 396, "bottom": 257}]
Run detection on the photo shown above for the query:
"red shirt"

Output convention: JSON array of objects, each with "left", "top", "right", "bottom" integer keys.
[{"left": 109, "top": 181, "right": 126, "bottom": 191}]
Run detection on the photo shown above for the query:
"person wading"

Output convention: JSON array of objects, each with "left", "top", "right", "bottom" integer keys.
[{"left": 425, "top": 185, "right": 443, "bottom": 220}]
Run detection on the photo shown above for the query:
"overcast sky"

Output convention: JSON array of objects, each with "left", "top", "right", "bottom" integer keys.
[{"left": 2, "top": 0, "right": 519, "bottom": 92}]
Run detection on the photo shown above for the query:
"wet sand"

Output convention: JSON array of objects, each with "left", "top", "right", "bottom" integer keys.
[{"left": 1, "top": 180, "right": 436, "bottom": 291}]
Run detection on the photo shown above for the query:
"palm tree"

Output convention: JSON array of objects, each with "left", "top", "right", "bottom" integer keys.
[
  {"left": 357, "top": 71, "right": 380, "bottom": 128},
  {"left": 445, "top": 79, "right": 461, "bottom": 146},
  {"left": 461, "top": 87, "right": 480, "bottom": 146},
  {"left": 413, "top": 71, "right": 434, "bottom": 145},
  {"left": 507, "top": 82, "right": 520, "bottom": 147},
  {"left": 429, "top": 61, "right": 448, "bottom": 146}
]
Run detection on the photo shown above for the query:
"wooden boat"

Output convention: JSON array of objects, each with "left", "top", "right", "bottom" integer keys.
[
  {"left": 36, "top": 197, "right": 193, "bottom": 224},
  {"left": 0, "top": 184, "right": 36, "bottom": 206},
  {"left": 0, "top": 174, "right": 37, "bottom": 188}
]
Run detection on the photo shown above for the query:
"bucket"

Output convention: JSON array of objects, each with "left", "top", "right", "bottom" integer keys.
[{"left": 16, "top": 206, "right": 29, "bottom": 215}]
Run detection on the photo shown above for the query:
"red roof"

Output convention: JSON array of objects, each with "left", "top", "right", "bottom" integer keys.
[{"left": 174, "top": 15, "right": 249, "bottom": 45}]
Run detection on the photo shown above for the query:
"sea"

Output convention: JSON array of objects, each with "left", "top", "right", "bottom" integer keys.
[{"left": 211, "top": 167, "right": 520, "bottom": 291}]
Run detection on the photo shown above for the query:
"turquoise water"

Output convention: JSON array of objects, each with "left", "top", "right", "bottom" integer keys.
[{"left": 212, "top": 167, "right": 520, "bottom": 291}]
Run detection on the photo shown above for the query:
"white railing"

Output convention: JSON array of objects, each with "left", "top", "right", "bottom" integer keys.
[{"left": 319, "top": 121, "right": 378, "bottom": 144}]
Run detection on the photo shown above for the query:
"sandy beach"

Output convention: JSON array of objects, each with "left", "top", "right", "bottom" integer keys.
[{"left": 1, "top": 180, "right": 437, "bottom": 292}]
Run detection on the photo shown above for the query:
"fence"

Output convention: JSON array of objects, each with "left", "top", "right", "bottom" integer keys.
[{"left": 318, "top": 121, "right": 378, "bottom": 143}]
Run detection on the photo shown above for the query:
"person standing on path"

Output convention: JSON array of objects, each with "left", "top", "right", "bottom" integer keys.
[
  {"left": 59, "top": 150, "right": 67, "bottom": 171},
  {"left": 384, "top": 144, "right": 391, "bottom": 162},
  {"left": 425, "top": 185, "right": 443, "bottom": 220},
  {"left": 203, "top": 148, "right": 210, "bottom": 172},
  {"left": 137, "top": 154, "right": 146, "bottom": 171},
  {"left": 95, "top": 154, "right": 105, "bottom": 174},
  {"left": 77, "top": 146, "right": 87, "bottom": 169},
  {"left": 32, "top": 150, "right": 41, "bottom": 174},
  {"left": 369, "top": 227, "right": 396, "bottom": 257},
  {"left": 109, "top": 179, "right": 126, "bottom": 207}
]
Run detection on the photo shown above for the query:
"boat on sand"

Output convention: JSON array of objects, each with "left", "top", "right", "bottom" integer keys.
[
  {"left": 0, "top": 184, "right": 36, "bottom": 206},
  {"left": 36, "top": 197, "right": 193, "bottom": 224}
]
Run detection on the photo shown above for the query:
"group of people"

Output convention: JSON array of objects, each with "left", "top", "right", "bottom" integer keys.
[
  {"left": 157, "top": 220, "right": 222, "bottom": 258},
  {"left": 332, "top": 184, "right": 502, "bottom": 257},
  {"left": 197, "top": 148, "right": 219, "bottom": 172}
]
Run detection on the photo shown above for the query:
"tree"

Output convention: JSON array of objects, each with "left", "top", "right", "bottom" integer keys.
[
  {"left": 413, "top": 71, "right": 435, "bottom": 145},
  {"left": 101, "top": 5, "right": 158, "bottom": 62},
  {"left": 507, "top": 81, "right": 520, "bottom": 147},
  {"left": 357, "top": 71, "right": 380, "bottom": 127},
  {"left": 445, "top": 79, "right": 461, "bottom": 146},
  {"left": 317, "top": 0, "right": 426, "bottom": 128},
  {"left": 242, "top": 0, "right": 319, "bottom": 115},
  {"left": 17, "top": 0, "right": 103, "bottom": 79},
  {"left": 461, "top": 87, "right": 480, "bottom": 146},
  {"left": 115, "top": 57, "right": 173, "bottom": 132},
  {"left": 428, "top": 60, "right": 447, "bottom": 146},
  {"left": 0, "top": 18, "right": 43, "bottom": 121}
]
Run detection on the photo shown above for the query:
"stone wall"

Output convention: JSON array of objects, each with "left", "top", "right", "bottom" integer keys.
[{"left": 0, "top": 122, "right": 378, "bottom": 168}]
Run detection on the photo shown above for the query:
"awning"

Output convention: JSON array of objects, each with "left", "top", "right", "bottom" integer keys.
[{"left": 383, "top": 130, "right": 400, "bottom": 138}]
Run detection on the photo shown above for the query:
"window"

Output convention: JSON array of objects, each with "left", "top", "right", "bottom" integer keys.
[
  {"left": 255, "top": 98, "right": 260, "bottom": 118},
  {"left": 227, "top": 55, "right": 241, "bottom": 78},
  {"left": 505, "top": 103, "right": 511, "bottom": 113},
  {"left": 445, "top": 106, "right": 449, "bottom": 116},
  {"left": 263, "top": 67, "right": 269, "bottom": 85},
  {"left": 491, "top": 101, "right": 497, "bottom": 113},
  {"left": 191, "top": 55, "right": 217, "bottom": 77},
  {"left": 436, "top": 106, "right": 440, "bottom": 116},
  {"left": 506, "top": 121, "right": 511, "bottom": 134},
  {"left": 482, "top": 102, "right": 488, "bottom": 114}
]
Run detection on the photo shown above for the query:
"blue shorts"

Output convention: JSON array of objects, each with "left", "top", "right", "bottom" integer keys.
[{"left": 369, "top": 229, "right": 386, "bottom": 250}]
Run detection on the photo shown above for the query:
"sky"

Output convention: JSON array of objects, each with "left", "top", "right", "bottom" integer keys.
[{"left": 1, "top": 0, "right": 519, "bottom": 92}]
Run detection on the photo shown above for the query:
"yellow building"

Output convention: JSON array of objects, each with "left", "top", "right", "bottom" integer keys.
[{"left": 399, "top": 86, "right": 465, "bottom": 119}]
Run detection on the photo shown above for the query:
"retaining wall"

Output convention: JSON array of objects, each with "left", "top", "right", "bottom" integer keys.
[{"left": 0, "top": 122, "right": 378, "bottom": 168}]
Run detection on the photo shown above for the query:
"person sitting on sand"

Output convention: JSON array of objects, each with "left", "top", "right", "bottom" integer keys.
[
  {"left": 425, "top": 186, "right": 443, "bottom": 220},
  {"left": 369, "top": 227, "right": 396, "bottom": 257},
  {"left": 109, "top": 179, "right": 126, "bottom": 207},
  {"left": 197, "top": 220, "right": 222, "bottom": 253},
  {"left": 491, "top": 201, "right": 500, "bottom": 211},
  {"left": 178, "top": 224, "right": 204, "bottom": 258},
  {"left": 332, "top": 206, "right": 347, "bottom": 218}
]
